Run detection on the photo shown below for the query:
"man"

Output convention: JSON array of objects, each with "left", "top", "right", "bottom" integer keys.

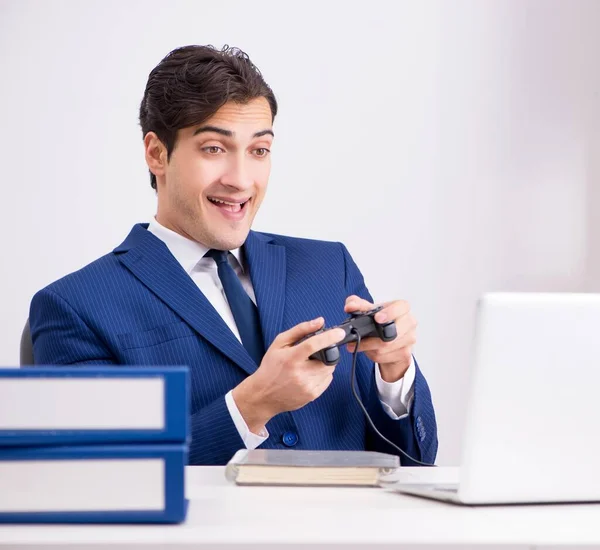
[{"left": 30, "top": 45, "right": 437, "bottom": 466}]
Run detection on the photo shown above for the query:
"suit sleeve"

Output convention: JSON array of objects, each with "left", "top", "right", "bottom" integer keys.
[
  {"left": 339, "top": 243, "right": 438, "bottom": 465},
  {"left": 30, "top": 287, "right": 245, "bottom": 465},
  {"left": 30, "top": 288, "right": 115, "bottom": 365}
]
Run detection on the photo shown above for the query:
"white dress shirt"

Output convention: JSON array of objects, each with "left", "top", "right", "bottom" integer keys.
[{"left": 147, "top": 218, "right": 415, "bottom": 449}]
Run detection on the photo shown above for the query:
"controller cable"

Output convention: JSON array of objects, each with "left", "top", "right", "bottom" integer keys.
[{"left": 349, "top": 328, "right": 436, "bottom": 467}]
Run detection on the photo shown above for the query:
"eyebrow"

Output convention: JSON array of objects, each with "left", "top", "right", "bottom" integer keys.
[{"left": 192, "top": 125, "right": 274, "bottom": 138}]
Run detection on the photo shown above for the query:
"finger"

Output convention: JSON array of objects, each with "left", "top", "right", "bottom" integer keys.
[
  {"left": 305, "top": 362, "right": 336, "bottom": 377},
  {"left": 347, "top": 335, "right": 399, "bottom": 353},
  {"left": 295, "top": 327, "right": 346, "bottom": 359},
  {"left": 346, "top": 337, "right": 393, "bottom": 353},
  {"left": 395, "top": 321, "right": 417, "bottom": 348},
  {"left": 366, "top": 313, "right": 416, "bottom": 348},
  {"left": 368, "top": 345, "right": 414, "bottom": 365},
  {"left": 373, "top": 300, "right": 411, "bottom": 324},
  {"left": 347, "top": 329, "right": 416, "bottom": 353},
  {"left": 354, "top": 312, "right": 416, "bottom": 351},
  {"left": 275, "top": 317, "right": 325, "bottom": 347},
  {"left": 344, "top": 295, "right": 376, "bottom": 313}
]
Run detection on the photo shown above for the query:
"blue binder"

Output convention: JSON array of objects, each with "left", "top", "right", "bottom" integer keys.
[
  {"left": 0, "top": 443, "right": 188, "bottom": 523},
  {"left": 0, "top": 366, "right": 189, "bottom": 447}
]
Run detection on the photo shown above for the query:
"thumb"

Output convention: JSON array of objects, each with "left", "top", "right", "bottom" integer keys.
[{"left": 274, "top": 317, "right": 325, "bottom": 347}]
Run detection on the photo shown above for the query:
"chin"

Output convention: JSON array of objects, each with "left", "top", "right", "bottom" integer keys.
[{"left": 210, "top": 230, "right": 249, "bottom": 251}]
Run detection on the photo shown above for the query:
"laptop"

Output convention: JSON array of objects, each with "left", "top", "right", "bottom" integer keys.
[{"left": 393, "top": 292, "right": 600, "bottom": 505}]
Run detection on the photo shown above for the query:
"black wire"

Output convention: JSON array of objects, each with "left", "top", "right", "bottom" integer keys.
[{"left": 349, "top": 329, "right": 436, "bottom": 467}]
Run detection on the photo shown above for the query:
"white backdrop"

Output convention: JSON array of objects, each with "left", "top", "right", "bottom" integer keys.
[{"left": 1, "top": 0, "right": 599, "bottom": 465}]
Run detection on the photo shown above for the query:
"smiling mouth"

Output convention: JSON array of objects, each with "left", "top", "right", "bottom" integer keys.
[{"left": 207, "top": 197, "right": 250, "bottom": 213}]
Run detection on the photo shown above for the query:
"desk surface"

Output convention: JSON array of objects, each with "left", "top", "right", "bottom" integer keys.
[{"left": 0, "top": 466, "right": 599, "bottom": 549}]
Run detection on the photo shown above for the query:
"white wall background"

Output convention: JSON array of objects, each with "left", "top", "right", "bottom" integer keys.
[{"left": 1, "top": 0, "right": 599, "bottom": 465}]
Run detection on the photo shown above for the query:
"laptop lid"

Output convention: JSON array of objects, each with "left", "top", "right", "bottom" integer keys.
[{"left": 458, "top": 293, "right": 600, "bottom": 504}]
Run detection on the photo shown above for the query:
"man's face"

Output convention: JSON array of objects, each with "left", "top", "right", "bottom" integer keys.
[{"left": 151, "top": 97, "right": 274, "bottom": 250}]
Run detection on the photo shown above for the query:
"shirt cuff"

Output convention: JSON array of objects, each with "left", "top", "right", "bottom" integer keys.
[
  {"left": 375, "top": 356, "right": 416, "bottom": 420},
  {"left": 225, "top": 390, "right": 269, "bottom": 449}
]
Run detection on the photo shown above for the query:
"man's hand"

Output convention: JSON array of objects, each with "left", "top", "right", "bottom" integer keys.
[
  {"left": 232, "top": 318, "right": 346, "bottom": 434},
  {"left": 344, "top": 295, "right": 417, "bottom": 383}
]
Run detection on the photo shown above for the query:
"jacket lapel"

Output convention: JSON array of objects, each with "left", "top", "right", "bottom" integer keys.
[
  {"left": 243, "top": 231, "right": 287, "bottom": 349},
  {"left": 113, "top": 224, "right": 258, "bottom": 376}
]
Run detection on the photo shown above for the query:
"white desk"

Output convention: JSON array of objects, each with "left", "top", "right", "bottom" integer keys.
[{"left": 0, "top": 466, "right": 599, "bottom": 549}]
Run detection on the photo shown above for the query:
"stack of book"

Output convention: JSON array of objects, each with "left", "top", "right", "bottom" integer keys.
[{"left": 0, "top": 366, "right": 189, "bottom": 523}]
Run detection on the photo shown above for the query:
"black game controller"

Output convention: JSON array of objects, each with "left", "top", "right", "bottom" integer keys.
[{"left": 294, "top": 306, "right": 397, "bottom": 366}]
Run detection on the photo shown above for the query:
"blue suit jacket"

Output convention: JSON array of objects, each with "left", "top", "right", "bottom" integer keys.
[{"left": 30, "top": 224, "right": 438, "bottom": 465}]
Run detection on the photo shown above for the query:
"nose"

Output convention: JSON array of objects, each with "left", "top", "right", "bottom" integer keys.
[{"left": 220, "top": 153, "right": 253, "bottom": 191}]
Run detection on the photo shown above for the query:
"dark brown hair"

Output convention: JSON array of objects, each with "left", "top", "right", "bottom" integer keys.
[{"left": 139, "top": 45, "right": 278, "bottom": 189}]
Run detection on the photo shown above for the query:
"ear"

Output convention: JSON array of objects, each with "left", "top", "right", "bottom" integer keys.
[{"left": 144, "top": 132, "right": 168, "bottom": 183}]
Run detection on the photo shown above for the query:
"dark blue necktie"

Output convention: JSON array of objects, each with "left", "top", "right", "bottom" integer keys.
[{"left": 205, "top": 249, "right": 265, "bottom": 365}]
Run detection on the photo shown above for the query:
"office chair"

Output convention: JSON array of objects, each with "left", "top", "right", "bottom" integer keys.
[{"left": 20, "top": 319, "right": 34, "bottom": 365}]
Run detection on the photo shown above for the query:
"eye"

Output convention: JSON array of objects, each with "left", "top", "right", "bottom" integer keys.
[
  {"left": 202, "top": 146, "right": 224, "bottom": 155},
  {"left": 253, "top": 148, "right": 271, "bottom": 158}
]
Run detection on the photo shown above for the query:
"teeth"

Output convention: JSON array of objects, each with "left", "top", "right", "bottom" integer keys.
[
  {"left": 208, "top": 197, "right": 248, "bottom": 214},
  {"left": 208, "top": 197, "right": 247, "bottom": 206}
]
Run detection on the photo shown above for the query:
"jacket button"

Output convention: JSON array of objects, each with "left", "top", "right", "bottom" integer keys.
[{"left": 282, "top": 431, "right": 298, "bottom": 447}]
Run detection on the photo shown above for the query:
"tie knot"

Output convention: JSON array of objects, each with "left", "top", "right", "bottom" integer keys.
[{"left": 205, "top": 249, "right": 229, "bottom": 265}]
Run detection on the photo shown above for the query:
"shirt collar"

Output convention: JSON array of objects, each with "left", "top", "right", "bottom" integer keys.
[{"left": 147, "top": 217, "right": 245, "bottom": 275}]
